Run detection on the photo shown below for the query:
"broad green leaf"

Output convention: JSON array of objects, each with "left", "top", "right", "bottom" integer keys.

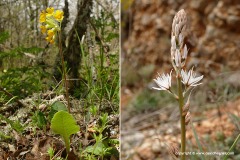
[{"left": 50, "top": 111, "right": 80, "bottom": 153}]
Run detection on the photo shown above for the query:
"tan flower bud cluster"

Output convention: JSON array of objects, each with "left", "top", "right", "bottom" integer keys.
[
  {"left": 168, "top": 143, "right": 179, "bottom": 159},
  {"left": 171, "top": 9, "right": 189, "bottom": 69}
]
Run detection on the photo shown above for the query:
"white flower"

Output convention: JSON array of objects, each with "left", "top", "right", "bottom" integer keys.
[
  {"left": 152, "top": 70, "right": 172, "bottom": 91},
  {"left": 181, "top": 67, "right": 203, "bottom": 87}
]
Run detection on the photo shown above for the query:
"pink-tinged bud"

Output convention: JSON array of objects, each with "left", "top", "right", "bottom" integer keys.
[
  {"left": 178, "top": 33, "right": 184, "bottom": 47},
  {"left": 182, "top": 101, "right": 190, "bottom": 116},
  {"left": 185, "top": 111, "right": 191, "bottom": 125},
  {"left": 183, "top": 44, "right": 188, "bottom": 59}
]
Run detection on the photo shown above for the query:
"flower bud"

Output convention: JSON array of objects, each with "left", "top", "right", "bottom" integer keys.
[
  {"left": 185, "top": 111, "right": 191, "bottom": 126},
  {"left": 182, "top": 101, "right": 190, "bottom": 116},
  {"left": 168, "top": 144, "right": 179, "bottom": 159},
  {"left": 171, "top": 9, "right": 190, "bottom": 69}
]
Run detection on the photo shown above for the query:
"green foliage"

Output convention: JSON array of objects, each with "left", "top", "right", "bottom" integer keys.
[
  {"left": 84, "top": 133, "right": 119, "bottom": 158},
  {"left": 96, "top": 113, "right": 109, "bottom": 134},
  {"left": 0, "top": 94, "right": 7, "bottom": 105},
  {"left": 82, "top": 113, "right": 119, "bottom": 159},
  {"left": 0, "top": 31, "right": 46, "bottom": 103},
  {"left": 0, "top": 114, "right": 24, "bottom": 133},
  {"left": 105, "top": 32, "right": 119, "bottom": 42},
  {"left": 0, "top": 46, "right": 44, "bottom": 59},
  {"left": 50, "top": 111, "right": 80, "bottom": 153},
  {"left": 191, "top": 122, "right": 206, "bottom": 160},
  {"left": 89, "top": 105, "right": 98, "bottom": 117},
  {"left": 75, "top": 7, "right": 119, "bottom": 115},
  {"left": 0, "top": 66, "right": 45, "bottom": 99},
  {"left": 31, "top": 111, "right": 47, "bottom": 129},
  {"left": 223, "top": 134, "right": 240, "bottom": 160},
  {"left": 0, "top": 131, "right": 12, "bottom": 141},
  {"left": 47, "top": 147, "right": 55, "bottom": 160},
  {"left": 0, "top": 31, "right": 10, "bottom": 44}
]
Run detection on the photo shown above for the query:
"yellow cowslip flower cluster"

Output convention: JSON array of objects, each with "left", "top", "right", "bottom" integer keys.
[{"left": 39, "top": 7, "right": 64, "bottom": 44}]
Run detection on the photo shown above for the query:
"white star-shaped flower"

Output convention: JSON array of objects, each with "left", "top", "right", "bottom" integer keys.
[
  {"left": 181, "top": 67, "right": 203, "bottom": 87},
  {"left": 152, "top": 70, "right": 172, "bottom": 91}
]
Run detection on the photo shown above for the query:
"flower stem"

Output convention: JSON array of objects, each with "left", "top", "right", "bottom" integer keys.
[
  {"left": 58, "top": 31, "right": 71, "bottom": 113},
  {"left": 177, "top": 75, "right": 186, "bottom": 160}
]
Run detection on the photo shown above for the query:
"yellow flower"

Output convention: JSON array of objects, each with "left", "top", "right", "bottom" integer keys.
[
  {"left": 39, "top": 11, "right": 46, "bottom": 23},
  {"left": 46, "top": 36, "right": 52, "bottom": 42},
  {"left": 46, "top": 7, "right": 54, "bottom": 14},
  {"left": 50, "top": 39, "right": 54, "bottom": 44},
  {"left": 47, "top": 29, "right": 55, "bottom": 38},
  {"left": 39, "top": 8, "right": 64, "bottom": 44},
  {"left": 54, "top": 10, "right": 64, "bottom": 21},
  {"left": 40, "top": 25, "right": 46, "bottom": 34}
]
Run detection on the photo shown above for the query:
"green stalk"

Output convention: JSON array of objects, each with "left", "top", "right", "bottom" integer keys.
[
  {"left": 223, "top": 133, "right": 240, "bottom": 160},
  {"left": 177, "top": 74, "right": 186, "bottom": 160},
  {"left": 58, "top": 31, "right": 71, "bottom": 113},
  {"left": 63, "top": 136, "right": 70, "bottom": 153}
]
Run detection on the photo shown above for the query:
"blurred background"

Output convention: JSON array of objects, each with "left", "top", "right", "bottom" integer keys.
[{"left": 121, "top": 0, "right": 240, "bottom": 159}]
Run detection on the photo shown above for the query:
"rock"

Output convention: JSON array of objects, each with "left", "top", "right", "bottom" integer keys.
[
  {"left": 136, "top": 142, "right": 155, "bottom": 159},
  {"left": 151, "top": 139, "right": 164, "bottom": 153},
  {"left": 39, "top": 104, "right": 47, "bottom": 110},
  {"left": 122, "top": 132, "right": 145, "bottom": 147}
]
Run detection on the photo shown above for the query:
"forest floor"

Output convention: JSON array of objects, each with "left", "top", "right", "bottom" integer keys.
[{"left": 0, "top": 91, "right": 119, "bottom": 160}]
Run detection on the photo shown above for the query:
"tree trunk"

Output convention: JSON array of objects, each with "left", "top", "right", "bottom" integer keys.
[{"left": 53, "top": 0, "right": 93, "bottom": 95}]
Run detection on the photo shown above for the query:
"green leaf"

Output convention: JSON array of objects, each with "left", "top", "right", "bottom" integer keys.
[
  {"left": 50, "top": 111, "right": 80, "bottom": 153},
  {"left": 223, "top": 134, "right": 240, "bottom": 160},
  {"left": 191, "top": 122, "right": 206, "bottom": 160},
  {"left": 51, "top": 101, "right": 67, "bottom": 111},
  {"left": 0, "top": 131, "right": 12, "bottom": 141},
  {"left": 48, "top": 101, "right": 67, "bottom": 120}
]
